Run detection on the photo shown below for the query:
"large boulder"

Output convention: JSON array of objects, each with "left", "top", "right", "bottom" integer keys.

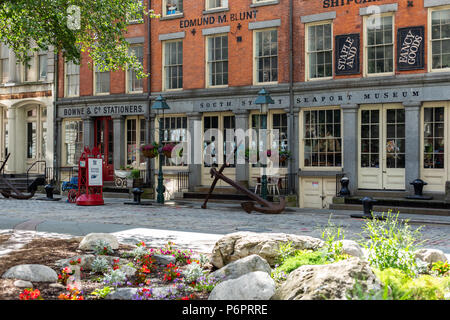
[
  {"left": 414, "top": 249, "right": 448, "bottom": 266},
  {"left": 2, "top": 264, "right": 58, "bottom": 283},
  {"left": 272, "top": 257, "right": 382, "bottom": 300},
  {"left": 334, "top": 240, "right": 365, "bottom": 259},
  {"left": 211, "top": 254, "right": 272, "bottom": 281},
  {"left": 211, "top": 232, "right": 324, "bottom": 268},
  {"left": 208, "top": 271, "right": 276, "bottom": 300},
  {"left": 78, "top": 233, "right": 120, "bottom": 251}
]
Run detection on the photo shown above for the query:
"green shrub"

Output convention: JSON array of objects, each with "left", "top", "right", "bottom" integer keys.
[
  {"left": 130, "top": 169, "right": 140, "bottom": 179},
  {"left": 277, "top": 250, "right": 328, "bottom": 274},
  {"left": 374, "top": 268, "right": 450, "bottom": 300},
  {"left": 321, "top": 215, "right": 347, "bottom": 262},
  {"left": 360, "top": 210, "right": 423, "bottom": 277}
]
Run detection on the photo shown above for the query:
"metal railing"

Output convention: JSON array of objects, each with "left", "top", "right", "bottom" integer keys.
[
  {"left": 26, "top": 160, "right": 47, "bottom": 187},
  {"left": 177, "top": 171, "right": 189, "bottom": 192}
]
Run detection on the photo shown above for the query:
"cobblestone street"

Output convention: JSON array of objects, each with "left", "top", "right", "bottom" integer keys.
[{"left": 0, "top": 198, "right": 449, "bottom": 254}]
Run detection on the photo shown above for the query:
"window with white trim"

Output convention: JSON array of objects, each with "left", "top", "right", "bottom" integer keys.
[
  {"left": 160, "top": 115, "right": 188, "bottom": 167},
  {"left": 206, "top": 0, "right": 227, "bottom": 10},
  {"left": 126, "top": 116, "right": 147, "bottom": 167},
  {"left": 431, "top": 8, "right": 450, "bottom": 70},
  {"left": 254, "top": 29, "right": 278, "bottom": 83},
  {"left": 65, "top": 60, "right": 80, "bottom": 97},
  {"left": 303, "top": 108, "right": 342, "bottom": 168},
  {"left": 163, "top": 40, "right": 183, "bottom": 90},
  {"left": 38, "top": 52, "right": 47, "bottom": 81},
  {"left": 163, "top": 0, "right": 183, "bottom": 16},
  {"left": 366, "top": 15, "right": 394, "bottom": 75},
  {"left": 306, "top": 22, "right": 332, "bottom": 80},
  {"left": 207, "top": 35, "right": 228, "bottom": 87},
  {"left": 63, "top": 119, "right": 83, "bottom": 166},
  {"left": 127, "top": 45, "right": 144, "bottom": 93},
  {"left": 94, "top": 64, "right": 110, "bottom": 94},
  {"left": 0, "top": 44, "right": 9, "bottom": 83}
]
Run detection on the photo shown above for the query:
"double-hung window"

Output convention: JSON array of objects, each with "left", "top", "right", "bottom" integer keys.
[
  {"left": 127, "top": 45, "right": 144, "bottom": 93},
  {"left": 430, "top": 8, "right": 450, "bottom": 71},
  {"left": 65, "top": 60, "right": 80, "bottom": 97},
  {"left": 254, "top": 29, "right": 278, "bottom": 84},
  {"left": 207, "top": 35, "right": 228, "bottom": 87},
  {"left": 0, "top": 44, "right": 8, "bottom": 83},
  {"left": 206, "top": 0, "right": 228, "bottom": 10},
  {"left": 94, "top": 64, "right": 110, "bottom": 94},
  {"left": 164, "top": 0, "right": 183, "bottom": 16},
  {"left": 365, "top": 15, "right": 394, "bottom": 75},
  {"left": 306, "top": 22, "right": 333, "bottom": 80},
  {"left": 163, "top": 40, "right": 183, "bottom": 90}
]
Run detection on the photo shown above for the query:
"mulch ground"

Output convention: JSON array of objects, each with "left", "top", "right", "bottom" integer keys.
[{"left": 0, "top": 235, "right": 210, "bottom": 300}]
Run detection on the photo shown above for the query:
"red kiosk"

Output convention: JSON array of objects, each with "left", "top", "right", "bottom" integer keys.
[{"left": 76, "top": 147, "right": 104, "bottom": 206}]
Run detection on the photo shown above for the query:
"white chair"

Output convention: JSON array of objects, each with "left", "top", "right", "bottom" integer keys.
[{"left": 267, "top": 176, "right": 280, "bottom": 196}]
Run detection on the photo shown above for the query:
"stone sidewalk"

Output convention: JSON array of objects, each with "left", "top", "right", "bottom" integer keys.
[{"left": 0, "top": 197, "right": 449, "bottom": 255}]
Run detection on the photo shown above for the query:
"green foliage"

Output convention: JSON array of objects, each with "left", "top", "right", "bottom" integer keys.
[
  {"left": 92, "top": 240, "right": 114, "bottom": 256},
  {"left": 347, "top": 280, "right": 393, "bottom": 300},
  {"left": 130, "top": 169, "right": 140, "bottom": 179},
  {"left": 275, "top": 241, "right": 295, "bottom": 264},
  {"left": 275, "top": 250, "right": 328, "bottom": 275},
  {"left": 102, "top": 269, "right": 127, "bottom": 287},
  {"left": 374, "top": 268, "right": 450, "bottom": 300},
  {"left": 432, "top": 261, "right": 450, "bottom": 277},
  {"left": 360, "top": 211, "right": 423, "bottom": 277},
  {"left": 0, "top": 0, "right": 159, "bottom": 78},
  {"left": 90, "top": 286, "right": 115, "bottom": 299},
  {"left": 91, "top": 256, "right": 110, "bottom": 274},
  {"left": 321, "top": 215, "right": 347, "bottom": 262},
  {"left": 183, "top": 262, "right": 205, "bottom": 284}
]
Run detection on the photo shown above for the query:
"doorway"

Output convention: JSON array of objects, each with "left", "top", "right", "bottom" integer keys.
[
  {"left": 25, "top": 105, "right": 47, "bottom": 174},
  {"left": 358, "top": 104, "right": 405, "bottom": 190},
  {"left": 94, "top": 117, "right": 114, "bottom": 181}
]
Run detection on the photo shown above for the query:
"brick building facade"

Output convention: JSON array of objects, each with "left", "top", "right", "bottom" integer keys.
[{"left": 53, "top": 0, "right": 450, "bottom": 207}]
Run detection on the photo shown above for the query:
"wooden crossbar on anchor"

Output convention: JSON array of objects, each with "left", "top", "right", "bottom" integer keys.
[{"left": 201, "top": 145, "right": 286, "bottom": 214}]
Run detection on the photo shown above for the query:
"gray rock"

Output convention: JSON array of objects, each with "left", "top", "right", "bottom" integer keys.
[
  {"left": 414, "top": 249, "right": 448, "bottom": 266},
  {"left": 78, "top": 233, "right": 119, "bottom": 251},
  {"left": 55, "top": 255, "right": 96, "bottom": 270},
  {"left": 333, "top": 240, "right": 365, "bottom": 259},
  {"left": 208, "top": 271, "right": 276, "bottom": 300},
  {"left": 13, "top": 280, "right": 33, "bottom": 288},
  {"left": 153, "top": 254, "right": 176, "bottom": 266},
  {"left": 272, "top": 257, "right": 382, "bottom": 300},
  {"left": 106, "top": 287, "right": 139, "bottom": 300},
  {"left": 152, "top": 286, "right": 179, "bottom": 299},
  {"left": 119, "top": 264, "right": 137, "bottom": 278},
  {"left": 2, "top": 264, "right": 58, "bottom": 283},
  {"left": 211, "top": 232, "right": 324, "bottom": 268},
  {"left": 211, "top": 254, "right": 272, "bottom": 281}
]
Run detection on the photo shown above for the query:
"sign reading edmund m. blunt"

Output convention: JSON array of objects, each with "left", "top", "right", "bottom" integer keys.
[
  {"left": 397, "top": 26, "right": 424, "bottom": 71},
  {"left": 335, "top": 34, "right": 360, "bottom": 75}
]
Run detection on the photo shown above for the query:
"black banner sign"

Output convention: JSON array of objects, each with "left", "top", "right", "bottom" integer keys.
[
  {"left": 335, "top": 34, "right": 360, "bottom": 75},
  {"left": 397, "top": 26, "right": 425, "bottom": 71}
]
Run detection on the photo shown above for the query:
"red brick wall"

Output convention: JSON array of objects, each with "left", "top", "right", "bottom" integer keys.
[{"left": 150, "top": 0, "right": 291, "bottom": 92}]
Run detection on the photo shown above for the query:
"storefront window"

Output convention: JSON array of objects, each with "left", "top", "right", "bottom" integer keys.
[
  {"left": 161, "top": 116, "right": 187, "bottom": 166},
  {"left": 423, "top": 107, "right": 445, "bottom": 169},
  {"left": 64, "top": 120, "right": 83, "bottom": 166},
  {"left": 272, "top": 113, "right": 288, "bottom": 168},
  {"left": 303, "top": 109, "right": 342, "bottom": 167}
]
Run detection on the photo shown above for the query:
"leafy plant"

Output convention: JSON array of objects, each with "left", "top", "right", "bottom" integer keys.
[
  {"left": 321, "top": 215, "right": 347, "bottom": 262},
  {"left": 92, "top": 240, "right": 114, "bottom": 256},
  {"left": 130, "top": 169, "right": 140, "bottom": 179},
  {"left": 193, "top": 275, "right": 222, "bottom": 293},
  {"left": 432, "top": 261, "right": 450, "bottom": 277},
  {"left": 58, "top": 266, "right": 74, "bottom": 285},
  {"left": 90, "top": 286, "right": 115, "bottom": 299},
  {"left": 183, "top": 261, "right": 205, "bottom": 284},
  {"left": 19, "top": 288, "right": 43, "bottom": 300},
  {"left": 346, "top": 280, "right": 392, "bottom": 300},
  {"left": 274, "top": 250, "right": 328, "bottom": 276},
  {"left": 163, "top": 263, "right": 181, "bottom": 282},
  {"left": 58, "top": 287, "right": 84, "bottom": 300},
  {"left": 103, "top": 269, "right": 127, "bottom": 287},
  {"left": 276, "top": 241, "right": 295, "bottom": 264},
  {"left": 360, "top": 210, "right": 424, "bottom": 276},
  {"left": 91, "top": 256, "right": 110, "bottom": 274}
]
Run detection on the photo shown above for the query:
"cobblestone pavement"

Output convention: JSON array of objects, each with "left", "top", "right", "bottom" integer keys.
[{"left": 0, "top": 197, "right": 449, "bottom": 254}]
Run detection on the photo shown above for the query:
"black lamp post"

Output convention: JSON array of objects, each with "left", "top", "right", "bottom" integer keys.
[
  {"left": 151, "top": 95, "right": 170, "bottom": 204},
  {"left": 255, "top": 88, "right": 275, "bottom": 200}
]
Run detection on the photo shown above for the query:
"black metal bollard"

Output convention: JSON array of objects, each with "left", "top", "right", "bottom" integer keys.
[
  {"left": 411, "top": 179, "right": 426, "bottom": 196},
  {"left": 339, "top": 176, "right": 350, "bottom": 197},
  {"left": 44, "top": 184, "right": 54, "bottom": 199},
  {"left": 361, "top": 196, "right": 376, "bottom": 216},
  {"left": 132, "top": 188, "right": 144, "bottom": 204}
]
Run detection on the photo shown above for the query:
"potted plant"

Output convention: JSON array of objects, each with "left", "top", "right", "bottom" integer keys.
[
  {"left": 130, "top": 169, "right": 143, "bottom": 188},
  {"left": 162, "top": 143, "right": 175, "bottom": 158},
  {"left": 279, "top": 149, "right": 291, "bottom": 164},
  {"left": 141, "top": 142, "right": 159, "bottom": 159}
]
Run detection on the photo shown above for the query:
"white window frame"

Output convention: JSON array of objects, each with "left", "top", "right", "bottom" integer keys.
[
  {"left": 126, "top": 45, "right": 144, "bottom": 93},
  {"left": 206, "top": 0, "right": 228, "bottom": 10},
  {"left": 162, "top": 40, "right": 183, "bottom": 91},
  {"left": 64, "top": 60, "right": 80, "bottom": 97},
  {"left": 163, "top": 0, "right": 183, "bottom": 17},
  {"left": 155, "top": 114, "right": 188, "bottom": 169},
  {"left": 62, "top": 118, "right": 83, "bottom": 167},
  {"left": 23, "top": 53, "right": 38, "bottom": 82},
  {"left": 299, "top": 107, "right": 343, "bottom": 171},
  {"left": 205, "top": 33, "right": 229, "bottom": 88},
  {"left": 0, "top": 44, "right": 9, "bottom": 84},
  {"left": 93, "top": 64, "right": 110, "bottom": 95},
  {"left": 428, "top": 5, "right": 450, "bottom": 73},
  {"left": 363, "top": 13, "right": 395, "bottom": 77},
  {"left": 253, "top": 28, "right": 279, "bottom": 85},
  {"left": 305, "top": 20, "right": 334, "bottom": 81}
]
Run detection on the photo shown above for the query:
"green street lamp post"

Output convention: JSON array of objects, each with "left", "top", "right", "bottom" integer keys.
[
  {"left": 255, "top": 88, "right": 275, "bottom": 200},
  {"left": 151, "top": 95, "right": 170, "bottom": 204}
]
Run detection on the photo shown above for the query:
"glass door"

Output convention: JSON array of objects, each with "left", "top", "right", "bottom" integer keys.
[
  {"left": 25, "top": 105, "right": 47, "bottom": 174},
  {"left": 94, "top": 117, "right": 114, "bottom": 181},
  {"left": 359, "top": 104, "right": 405, "bottom": 190}
]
